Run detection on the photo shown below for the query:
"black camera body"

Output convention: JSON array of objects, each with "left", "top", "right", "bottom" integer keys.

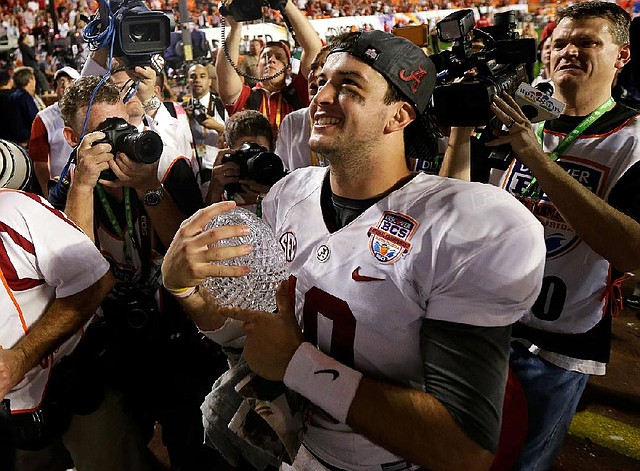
[
  {"left": 218, "top": 0, "right": 287, "bottom": 22},
  {"left": 221, "top": 142, "right": 286, "bottom": 195},
  {"left": 191, "top": 99, "right": 210, "bottom": 124},
  {"left": 109, "top": 0, "right": 171, "bottom": 66},
  {"left": 94, "top": 117, "right": 163, "bottom": 181},
  {"left": 430, "top": 10, "right": 536, "bottom": 126},
  {"left": 101, "top": 284, "right": 160, "bottom": 335}
]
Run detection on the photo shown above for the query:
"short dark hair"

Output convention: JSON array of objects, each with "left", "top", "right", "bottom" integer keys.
[
  {"left": 224, "top": 110, "right": 274, "bottom": 150},
  {"left": 557, "top": 1, "right": 630, "bottom": 45},
  {"left": 59, "top": 76, "right": 121, "bottom": 131},
  {"left": 12, "top": 67, "right": 34, "bottom": 89}
]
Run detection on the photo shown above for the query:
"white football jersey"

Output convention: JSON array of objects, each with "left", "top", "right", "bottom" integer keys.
[
  {"left": 263, "top": 168, "right": 545, "bottom": 470},
  {"left": 0, "top": 190, "right": 109, "bottom": 412}
]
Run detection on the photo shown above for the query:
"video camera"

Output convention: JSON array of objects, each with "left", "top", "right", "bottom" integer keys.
[
  {"left": 88, "top": 0, "right": 171, "bottom": 67},
  {"left": 221, "top": 142, "right": 286, "bottom": 196},
  {"left": 429, "top": 10, "right": 537, "bottom": 127}
]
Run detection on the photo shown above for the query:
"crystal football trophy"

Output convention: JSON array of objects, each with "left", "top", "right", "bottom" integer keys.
[{"left": 202, "top": 208, "right": 288, "bottom": 312}]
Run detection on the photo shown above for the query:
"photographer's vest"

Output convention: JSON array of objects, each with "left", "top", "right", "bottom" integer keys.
[{"left": 490, "top": 103, "right": 640, "bottom": 374}]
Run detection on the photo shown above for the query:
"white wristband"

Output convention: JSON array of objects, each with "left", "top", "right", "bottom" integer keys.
[{"left": 283, "top": 342, "right": 363, "bottom": 423}]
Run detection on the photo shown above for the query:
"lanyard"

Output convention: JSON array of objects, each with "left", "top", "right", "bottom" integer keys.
[
  {"left": 260, "top": 90, "right": 283, "bottom": 128},
  {"left": 521, "top": 97, "right": 615, "bottom": 197},
  {"left": 96, "top": 185, "right": 138, "bottom": 263}
]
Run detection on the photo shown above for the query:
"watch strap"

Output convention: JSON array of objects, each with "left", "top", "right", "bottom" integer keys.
[
  {"left": 142, "top": 186, "right": 164, "bottom": 206},
  {"left": 143, "top": 95, "right": 162, "bottom": 112}
]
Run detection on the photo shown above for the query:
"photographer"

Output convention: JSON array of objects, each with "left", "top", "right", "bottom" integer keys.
[
  {"left": 205, "top": 109, "right": 277, "bottom": 210},
  {"left": 184, "top": 63, "right": 227, "bottom": 193},
  {"left": 441, "top": 3, "right": 640, "bottom": 469},
  {"left": 59, "top": 76, "right": 228, "bottom": 470},
  {"left": 216, "top": 0, "right": 322, "bottom": 131}
]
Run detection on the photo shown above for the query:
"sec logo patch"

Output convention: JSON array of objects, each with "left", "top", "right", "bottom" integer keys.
[{"left": 279, "top": 232, "right": 297, "bottom": 262}]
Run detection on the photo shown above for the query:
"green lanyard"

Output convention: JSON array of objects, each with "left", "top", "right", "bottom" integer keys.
[
  {"left": 96, "top": 185, "right": 139, "bottom": 263},
  {"left": 521, "top": 97, "right": 615, "bottom": 197}
]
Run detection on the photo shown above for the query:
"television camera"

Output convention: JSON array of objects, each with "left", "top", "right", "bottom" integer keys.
[
  {"left": 429, "top": 9, "right": 537, "bottom": 127},
  {"left": 84, "top": 0, "right": 172, "bottom": 67}
]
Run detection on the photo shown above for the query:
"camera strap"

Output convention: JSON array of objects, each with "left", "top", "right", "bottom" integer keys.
[
  {"left": 521, "top": 96, "right": 615, "bottom": 197},
  {"left": 96, "top": 185, "right": 139, "bottom": 265}
]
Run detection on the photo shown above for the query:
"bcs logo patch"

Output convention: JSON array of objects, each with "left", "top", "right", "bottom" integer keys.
[{"left": 367, "top": 211, "right": 418, "bottom": 264}]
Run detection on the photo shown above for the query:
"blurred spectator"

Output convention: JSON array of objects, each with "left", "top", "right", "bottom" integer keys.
[
  {"left": 29, "top": 65, "right": 80, "bottom": 195},
  {"left": 18, "top": 32, "right": 49, "bottom": 94},
  {"left": 8, "top": 66, "right": 44, "bottom": 147},
  {"left": 531, "top": 25, "right": 554, "bottom": 88},
  {"left": 0, "top": 69, "right": 13, "bottom": 141},
  {"left": 239, "top": 38, "right": 263, "bottom": 87}
]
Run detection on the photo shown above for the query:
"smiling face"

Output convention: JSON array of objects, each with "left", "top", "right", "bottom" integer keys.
[
  {"left": 308, "top": 52, "right": 401, "bottom": 163},
  {"left": 550, "top": 17, "right": 629, "bottom": 97}
]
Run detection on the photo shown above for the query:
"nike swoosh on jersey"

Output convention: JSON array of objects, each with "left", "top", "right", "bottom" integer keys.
[
  {"left": 351, "top": 267, "right": 385, "bottom": 282},
  {"left": 314, "top": 369, "right": 340, "bottom": 380}
]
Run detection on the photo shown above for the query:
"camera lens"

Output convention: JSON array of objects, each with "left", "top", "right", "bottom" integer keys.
[
  {"left": 128, "top": 23, "right": 160, "bottom": 43},
  {"left": 246, "top": 152, "right": 285, "bottom": 186},
  {"left": 121, "top": 131, "right": 163, "bottom": 164},
  {"left": 136, "top": 132, "right": 163, "bottom": 164}
]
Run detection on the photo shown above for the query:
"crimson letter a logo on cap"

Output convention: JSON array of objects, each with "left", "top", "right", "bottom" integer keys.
[{"left": 399, "top": 65, "right": 427, "bottom": 93}]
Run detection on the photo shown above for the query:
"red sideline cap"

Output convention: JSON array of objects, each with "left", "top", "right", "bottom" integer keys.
[{"left": 330, "top": 30, "right": 436, "bottom": 115}]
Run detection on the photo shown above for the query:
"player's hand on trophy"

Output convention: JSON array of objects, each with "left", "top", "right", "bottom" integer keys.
[
  {"left": 162, "top": 201, "right": 252, "bottom": 292},
  {"left": 221, "top": 278, "right": 303, "bottom": 381}
]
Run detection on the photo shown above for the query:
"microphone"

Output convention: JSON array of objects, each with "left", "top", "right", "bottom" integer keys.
[{"left": 515, "top": 81, "right": 565, "bottom": 122}]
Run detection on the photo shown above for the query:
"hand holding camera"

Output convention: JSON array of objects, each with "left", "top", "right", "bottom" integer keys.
[
  {"left": 210, "top": 147, "right": 241, "bottom": 203},
  {"left": 91, "top": 117, "right": 163, "bottom": 184},
  {"left": 75, "top": 131, "right": 116, "bottom": 191},
  {"left": 220, "top": 143, "right": 285, "bottom": 197}
]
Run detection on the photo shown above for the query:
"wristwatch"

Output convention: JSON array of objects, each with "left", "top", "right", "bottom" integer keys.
[
  {"left": 143, "top": 95, "right": 162, "bottom": 113},
  {"left": 142, "top": 186, "right": 164, "bottom": 206}
]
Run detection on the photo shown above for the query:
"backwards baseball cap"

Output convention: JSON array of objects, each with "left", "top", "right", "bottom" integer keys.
[
  {"left": 329, "top": 30, "right": 436, "bottom": 115},
  {"left": 54, "top": 66, "right": 80, "bottom": 82}
]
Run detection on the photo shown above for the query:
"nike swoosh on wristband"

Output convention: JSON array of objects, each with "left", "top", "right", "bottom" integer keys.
[
  {"left": 314, "top": 369, "right": 340, "bottom": 380},
  {"left": 351, "top": 267, "right": 385, "bottom": 282}
]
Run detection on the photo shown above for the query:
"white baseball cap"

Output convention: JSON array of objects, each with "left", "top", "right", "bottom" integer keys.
[{"left": 54, "top": 66, "right": 80, "bottom": 82}]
